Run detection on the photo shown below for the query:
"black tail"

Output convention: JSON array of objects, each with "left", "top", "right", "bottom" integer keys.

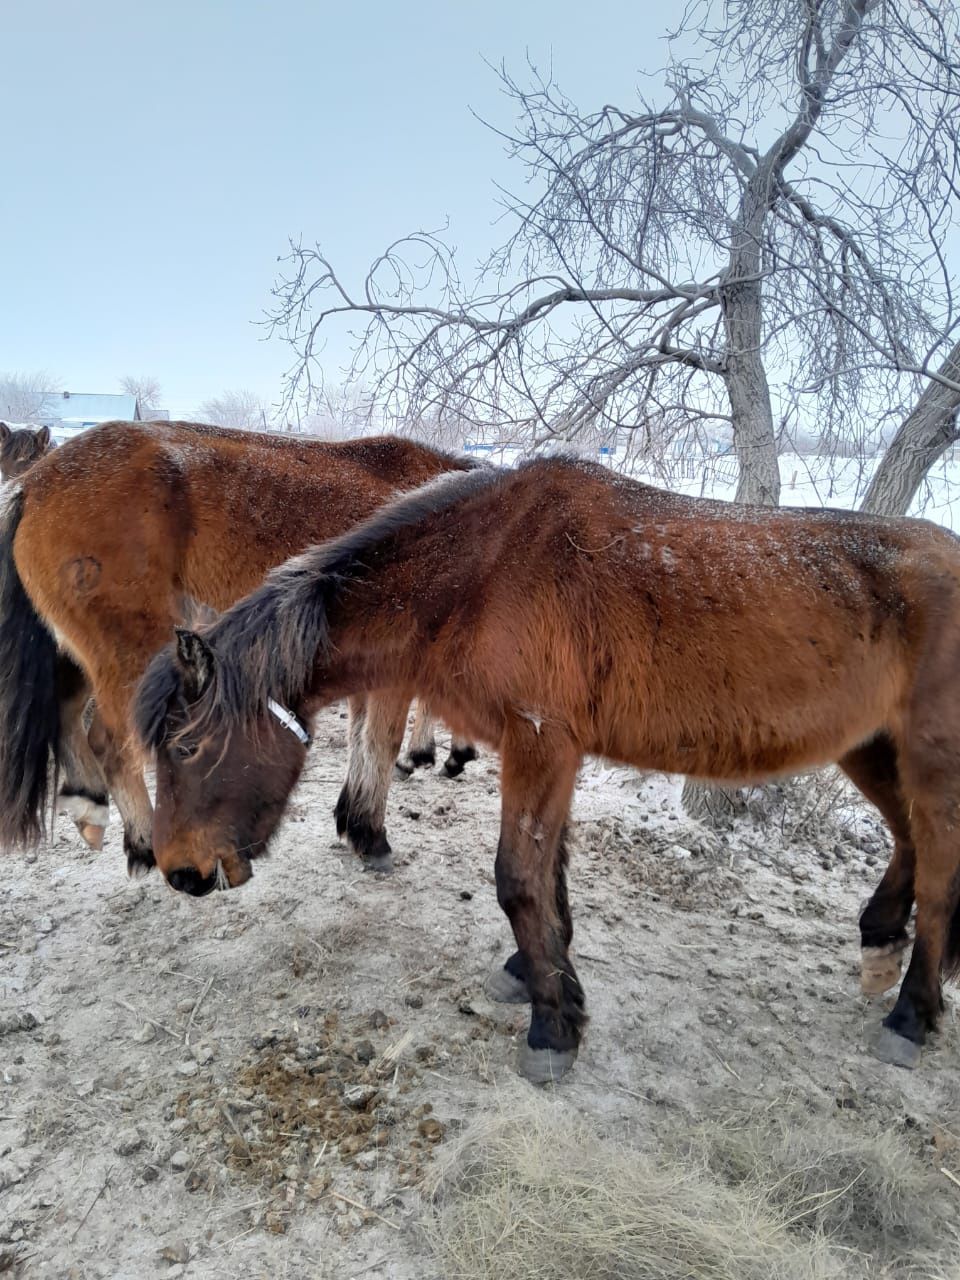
[
  {"left": 947, "top": 896, "right": 960, "bottom": 983},
  {"left": 0, "top": 489, "right": 60, "bottom": 847}
]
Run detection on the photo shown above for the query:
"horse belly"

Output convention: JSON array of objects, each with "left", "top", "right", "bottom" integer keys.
[{"left": 600, "top": 648, "right": 900, "bottom": 783}]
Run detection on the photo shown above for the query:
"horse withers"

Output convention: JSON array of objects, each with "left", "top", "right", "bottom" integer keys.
[
  {"left": 0, "top": 422, "right": 54, "bottom": 482},
  {"left": 136, "top": 458, "right": 960, "bottom": 1082},
  {"left": 0, "top": 420, "right": 479, "bottom": 875}
]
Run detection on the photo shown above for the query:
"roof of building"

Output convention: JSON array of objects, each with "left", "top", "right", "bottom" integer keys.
[{"left": 38, "top": 392, "right": 141, "bottom": 426}]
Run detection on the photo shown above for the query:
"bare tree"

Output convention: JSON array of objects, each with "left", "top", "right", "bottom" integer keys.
[
  {"left": 270, "top": 2, "right": 960, "bottom": 824},
  {"left": 298, "top": 382, "right": 380, "bottom": 441},
  {"left": 0, "top": 371, "right": 61, "bottom": 423},
  {"left": 119, "top": 375, "right": 164, "bottom": 417},
  {"left": 195, "top": 389, "right": 271, "bottom": 431},
  {"left": 271, "top": 0, "right": 960, "bottom": 510}
]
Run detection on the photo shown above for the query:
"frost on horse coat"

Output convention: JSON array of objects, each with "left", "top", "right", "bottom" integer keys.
[
  {"left": 137, "top": 458, "right": 960, "bottom": 1081},
  {"left": 0, "top": 419, "right": 478, "bottom": 872}
]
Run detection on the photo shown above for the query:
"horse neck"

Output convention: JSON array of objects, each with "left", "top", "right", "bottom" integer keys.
[{"left": 302, "top": 534, "right": 460, "bottom": 709}]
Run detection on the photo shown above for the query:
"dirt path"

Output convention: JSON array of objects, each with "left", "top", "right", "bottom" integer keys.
[{"left": 2, "top": 705, "right": 959, "bottom": 1277}]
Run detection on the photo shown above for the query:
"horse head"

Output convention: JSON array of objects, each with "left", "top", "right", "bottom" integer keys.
[
  {"left": 136, "top": 628, "right": 310, "bottom": 893},
  {"left": 0, "top": 423, "right": 54, "bottom": 482}
]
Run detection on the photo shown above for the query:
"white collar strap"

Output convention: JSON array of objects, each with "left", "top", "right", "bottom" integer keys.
[{"left": 268, "top": 698, "right": 312, "bottom": 747}]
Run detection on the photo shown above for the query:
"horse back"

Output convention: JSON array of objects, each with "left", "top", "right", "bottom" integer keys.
[{"left": 12, "top": 419, "right": 476, "bottom": 632}]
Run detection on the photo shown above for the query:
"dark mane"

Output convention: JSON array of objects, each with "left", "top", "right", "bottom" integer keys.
[{"left": 135, "top": 464, "right": 504, "bottom": 746}]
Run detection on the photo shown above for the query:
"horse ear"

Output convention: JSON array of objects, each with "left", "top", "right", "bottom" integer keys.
[
  {"left": 35, "top": 425, "right": 51, "bottom": 448},
  {"left": 174, "top": 627, "right": 214, "bottom": 700},
  {"left": 0, "top": 423, "right": 10, "bottom": 442}
]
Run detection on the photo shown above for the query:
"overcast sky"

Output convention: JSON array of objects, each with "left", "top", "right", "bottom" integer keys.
[{"left": 3, "top": 0, "right": 673, "bottom": 417}]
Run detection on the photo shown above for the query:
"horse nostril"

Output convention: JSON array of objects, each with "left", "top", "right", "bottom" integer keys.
[{"left": 167, "top": 866, "right": 217, "bottom": 896}]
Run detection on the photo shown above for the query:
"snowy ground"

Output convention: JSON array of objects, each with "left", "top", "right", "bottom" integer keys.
[{"left": 2, "top": 705, "right": 960, "bottom": 1278}]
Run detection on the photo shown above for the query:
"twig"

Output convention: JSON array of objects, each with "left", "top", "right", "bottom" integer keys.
[
  {"left": 69, "top": 1166, "right": 113, "bottom": 1242},
  {"left": 114, "top": 999, "right": 182, "bottom": 1041},
  {"left": 159, "top": 967, "right": 221, "bottom": 987},
  {"left": 211, "top": 1224, "right": 259, "bottom": 1251},
  {"left": 326, "top": 1190, "right": 401, "bottom": 1230},
  {"left": 352, "top": 1260, "right": 389, "bottom": 1277},
  {"left": 708, "top": 1043, "right": 742, "bottom": 1081},
  {"left": 184, "top": 975, "right": 214, "bottom": 1046},
  {"left": 942, "top": 1166, "right": 960, "bottom": 1191},
  {"left": 219, "top": 1104, "right": 254, "bottom": 1162}
]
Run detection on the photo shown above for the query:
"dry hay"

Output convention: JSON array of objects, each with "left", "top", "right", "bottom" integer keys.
[
  {"left": 423, "top": 1098, "right": 960, "bottom": 1280},
  {"left": 677, "top": 1106, "right": 960, "bottom": 1276},
  {"left": 171, "top": 1012, "right": 445, "bottom": 1232},
  {"left": 423, "top": 1097, "right": 843, "bottom": 1280}
]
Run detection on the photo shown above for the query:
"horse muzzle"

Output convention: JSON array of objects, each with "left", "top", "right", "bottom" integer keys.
[
  {"left": 165, "top": 848, "right": 254, "bottom": 895},
  {"left": 166, "top": 866, "right": 219, "bottom": 896}
]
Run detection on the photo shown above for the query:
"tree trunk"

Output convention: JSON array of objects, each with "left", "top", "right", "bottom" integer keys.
[
  {"left": 723, "top": 289, "right": 781, "bottom": 507},
  {"left": 860, "top": 339, "right": 960, "bottom": 517},
  {"left": 682, "top": 185, "right": 780, "bottom": 820},
  {"left": 721, "top": 180, "right": 781, "bottom": 508}
]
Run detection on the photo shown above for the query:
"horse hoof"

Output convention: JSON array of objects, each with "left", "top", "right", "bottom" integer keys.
[
  {"left": 518, "top": 1044, "right": 578, "bottom": 1085},
  {"left": 362, "top": 853, "right": 394, "bottom": 874},
  {"left": 860, "top": 942, "right": 906, "bottom": 996},
  {"left": 485, "top": 966, "right": 530, "bottom": 1004},
  {"left": 393, "top": 761, "right": 414, "bottom": 781},
  {"left": 126, "top": 848, "right": 156, "bottom": 878},
  {"left": 80, "top": 823, "right": 105, "bottom": 852},
  {"left": 870, "top": 1025, "right": 921, "bottom": 1070}
]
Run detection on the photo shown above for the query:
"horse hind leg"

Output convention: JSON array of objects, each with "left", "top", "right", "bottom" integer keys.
[
  {"left": 870, "top": 719, "right": 960, "bottom": 1068},
  {"left": 442, "top": 735, "right": 478, "bottom": 779},
  {"left": 840, "top": 735, "right": 914, "bottom": 995},
  {"left": 55, "top": 657, "right": 109, "bottom": 850},
  {"left": 335, "top": 690, "right": 409, "bottom": 872},
  {"left": 395, "top": 702, "right": 437, "bottom": 778}
]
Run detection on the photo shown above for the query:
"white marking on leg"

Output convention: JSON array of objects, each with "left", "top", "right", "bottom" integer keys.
[
  {"left": 408, "top": 703, "right": 437, "bottom": 757},
  {"left": 342, "top": 696, "right": 368, "bottom": 808},
  {"left": 58, "top": 793, "right": 110, "bottom": 827}
]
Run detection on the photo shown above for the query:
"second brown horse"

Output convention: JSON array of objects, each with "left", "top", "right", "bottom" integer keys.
[{"left": 0, "top": 419, "right": 478, "bottom": 872}]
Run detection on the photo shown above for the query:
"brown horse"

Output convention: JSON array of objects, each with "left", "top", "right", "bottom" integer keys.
[
  {"left": 0, "top": 422, "right": 54, "bottom": 481},
  {"left": 135, "top": 457, "right": 960, "bottom": 1082},
  {"left": 0, "top": 419, "right": 478, "bottom": 873}
]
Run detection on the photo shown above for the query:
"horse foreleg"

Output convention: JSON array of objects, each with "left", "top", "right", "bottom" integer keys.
[
  {"left": 55, "top": 657, "right": 109, "bottom": 850},
  {"left": 335, "top": 690, "right": 409, "bottom": 872},
  {"left": 335, "top": 694, "right": 368, "bottom": 838},
  {"left": 394, "top": 701, "right": 437, "bottom": 778},
  {"left": 87, "top": 707, "right": 154, "bottom": 876},
  {"left": 840, "top": 736, "right": 914, "bottom": 994},
  {"left": 493, "top": 716, "right": 584, "bottom": 1083}
]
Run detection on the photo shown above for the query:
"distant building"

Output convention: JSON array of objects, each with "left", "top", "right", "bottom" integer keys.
[{"left": 38, "top": 391, "right": 143, "bottom": 443}]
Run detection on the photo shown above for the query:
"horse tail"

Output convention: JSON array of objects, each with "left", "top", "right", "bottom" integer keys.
[
  {"left": 0, "top": 488, "right": 61, "bottom": 847},
  {"left": 947, "top": 898, "right": 960, "bottom": 982}
]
